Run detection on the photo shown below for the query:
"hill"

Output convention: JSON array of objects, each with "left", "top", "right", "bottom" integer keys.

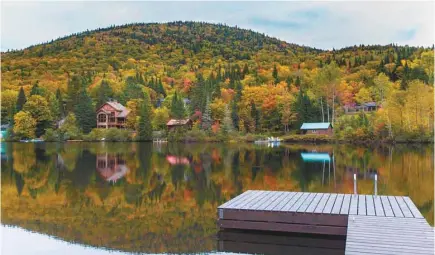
[{"left": 1, "top": 21, "right": 434, "bottom": 141}]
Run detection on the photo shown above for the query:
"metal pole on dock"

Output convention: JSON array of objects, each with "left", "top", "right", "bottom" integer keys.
[
  {"left": 374, "top": 174, "right": 378, "bottom": 196},
  {"left": 353, "top": 173, "right": 357, "bottom": 195}
]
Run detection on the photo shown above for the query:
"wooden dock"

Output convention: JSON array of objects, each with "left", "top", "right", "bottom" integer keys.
[{"left": 217, "top": 190, "right": 434, "bottom": 254}]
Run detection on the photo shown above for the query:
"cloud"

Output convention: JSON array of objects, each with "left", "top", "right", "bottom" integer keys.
[
  {"left": 1, "top": 1, "right": 433, "bottom": 51},
  {"left": 397, "top": 28, "right": 417, "bottom": 41},
  {"left": 250, "top": 17, "right": 304, "bottom": 29}
]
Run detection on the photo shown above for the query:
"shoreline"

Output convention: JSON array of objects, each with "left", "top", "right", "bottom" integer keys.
[{"left": 1, "top": 137, "right": 433, "bottom": 144}]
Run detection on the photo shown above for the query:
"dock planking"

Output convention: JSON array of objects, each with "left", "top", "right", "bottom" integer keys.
[{"left": 218, "top": 190, "right": 433, "bottom": 254}]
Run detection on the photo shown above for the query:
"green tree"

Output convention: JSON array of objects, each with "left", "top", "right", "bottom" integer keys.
[
  {"left": 96, "top": 80, "right": 114, "bottom": 109},
  {"left": 30, "top": 81, "right": 44, "bottom": 96},
  {"left": 13, "top": 111, "right": 36, "bottom": 139},
  {"left": 272, "top": 64, "right": 279, "bottom": 84},
  {"left": 201, "top": 97, "right": 212, "bottom": 131},
  {"left": 74, "top": 89, "right": 96, "bottom": 134},
  {"left": 48, "top": 92, "right": 61, "bottom": 122},
  {"left": 170, "top": 92, "right": 185, "bottom": 119},
  {"left": 67, "top": 75, "right": 85, "bottom": 112},
  {"left": 137, "top": 91, "right": 153, "bottom": 141},
  {"left": 16, "top": 87, "right": 27, "bottom": 112},
  {"left": 152, "top": 107, "right": 170, "bottom": 130},
  {"left": 55, "top": 88, "right": 65, "bottom": 118},
  {"left": 59, "top": 113, "right": 80, "bottom": 140},
  {"left": 23, "top": 95, "right": 52, "bottom": 137},
  {"left": 1, "top": 90, "right": 18, "bottom": 124}
]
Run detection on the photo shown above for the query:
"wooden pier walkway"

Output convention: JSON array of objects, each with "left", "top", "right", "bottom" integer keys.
[{"left": 217, "top": 190, "right": 434, "bottom": 254}]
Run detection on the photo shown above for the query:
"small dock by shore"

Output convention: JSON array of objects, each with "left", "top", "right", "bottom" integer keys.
[{"left": 217, "top": 190, "right": 434, "bottom": 254}]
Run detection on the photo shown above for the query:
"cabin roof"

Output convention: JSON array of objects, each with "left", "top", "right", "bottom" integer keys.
[
  {"left": 362, "top": 102, "right": 377, "bottom": 107},
  {"left": 167, "top": 119, "right": 191, "bottom": 126},
  {"left": 97, "top": 101, "right": 130, "bottom": 117},
  {"left": 300, "top": 122, "right": 332, "bottom": 130}
]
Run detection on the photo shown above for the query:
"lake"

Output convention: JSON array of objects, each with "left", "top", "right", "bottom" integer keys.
[{"left": 1, "top": 142, "right": 433, "bottom": 254}]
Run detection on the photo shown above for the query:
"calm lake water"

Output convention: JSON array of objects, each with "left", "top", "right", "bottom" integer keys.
[{"left": 1, "top": 142, "right": 433, "bottom": 254}]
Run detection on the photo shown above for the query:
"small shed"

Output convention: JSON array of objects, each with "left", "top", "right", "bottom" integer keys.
[
  {"left": 300, "top": 122, "right": 333, "bottom": 135},
  {"left": 166, "top": 119, "right": 193, "bottom": 131}
]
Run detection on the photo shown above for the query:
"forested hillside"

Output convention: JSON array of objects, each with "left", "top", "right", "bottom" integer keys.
[{"left": 1, "top": 21, "right": 434, "bottom": 141}]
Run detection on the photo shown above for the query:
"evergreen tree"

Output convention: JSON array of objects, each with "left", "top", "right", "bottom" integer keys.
[
  {"left": 250, "top": 101, "right": 260, "bottom": 132},
  {"left": 272, "top": 64, "right": 279, "bottom": 84},
  {"left": 56, "top": 88, "right": 65, "bottom": 118},
  {"left": 242, "top": 63, "right": 249, "bottom": 76},
  {"left": 16, "top": 87, "right": 27, "bottom": 112},
  {"left": 157, "top": 78, "right": 166, "bottom": 97},
  {"left": 96, "top": 80, "right": 114, "bottom": 109},
  {"left": 201, "top": 97, "right": 212, "bottom": 131},
  {"left": 286, "top": 77, "right": 293, "bottom": 90},
  {"left": 295, "top": 76, "right": 301, "bottom": 88},
  {"left": 231, "top": 101, "right": 239, "bottom": 131},
  {"left": 170, "top": 92, "right": 185, "bottom": 119},
  {"left": 67, "top": 75, "right": 85, "bottom": 112},
  {"left": 137, "top": 91, "right": 153, "bottom": 141},
  {"left": 74, "top": 89, "right": 96, "bottom": 134},
  {"left": 30, "top": 81, "right": 43, "bottom": 96}
]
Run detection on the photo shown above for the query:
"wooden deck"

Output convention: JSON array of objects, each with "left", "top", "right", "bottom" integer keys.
[
  {"left": 218, "top": 230, "right": 346, "bottom": 255},
  {"left": 217, "top": 190, "right": 434, "bottom": 254}
]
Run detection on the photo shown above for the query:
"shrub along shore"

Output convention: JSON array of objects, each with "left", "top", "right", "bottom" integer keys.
[{"left": 2, "top": 127, "right": 432, "bottom": 144}]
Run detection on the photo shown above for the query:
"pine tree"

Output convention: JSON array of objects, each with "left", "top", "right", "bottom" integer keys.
[
  {"left": 157, "top": 78, "right": 166, "bottom": 97},
  {"left": 30, "top": 81, "right": 43, "bottom": 96},
  {"left": 250, "top": 101, "right": 260, "bottom": 132},
  {"left": 67, "top": 75, "right": 85, "bottom": 112},
  {"left": 170, "top": 92, "right": 185, "bottom": 119},
  {"left": 231, "top": 101, "right": 239, "bottom": 131},
  {"left": 272, "top": 64, "right": 279, "bottom": 84},
  {"left": 96, "top": 80, "right": 114, "bottom": 109},
  {"left": 137, "top": 91, "right": 153, "bottom": 141},
  {"left": 295, "top": 76, "right": 301, "bottom": 88},
  {"left": 74, "top": 89, "right": 96, "bottom": 134},
  {"left": 286, "top": 77, "right": 293, "bottom": 90},
  {"left": 16, "top": 87, "right": 27, "bottom": 112},
  {"left": 201, "top": 97, "right": 212, "bottom": 131},
  {"left": 56, "top": 88, "right": 65, "bottom": 118}
]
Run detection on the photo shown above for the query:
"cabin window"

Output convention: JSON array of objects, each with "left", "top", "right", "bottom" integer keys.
[
  {"left": 97, "top": 159, "right": 106, "bottom": 168},
  {"left": 311, "top": 130, "right": 317, "bottom": 133},
  {"left": 109, "top": 112, "right": 116, "bottom": 123},
  {"left": 98, "top": 114, "right": 107, "bottom": 123}
]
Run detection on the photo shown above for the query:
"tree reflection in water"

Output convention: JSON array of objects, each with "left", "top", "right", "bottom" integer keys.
[{"left": 1, "top": 142, "right": 433, "bottom": 254}]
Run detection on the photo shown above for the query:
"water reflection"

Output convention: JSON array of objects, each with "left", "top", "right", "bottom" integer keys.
[
  {"left": 1, "top": 142, "right": 433, "bottom": 254},
  {"left": 96, "top": 154, "right": 129, "bottom": 183}
]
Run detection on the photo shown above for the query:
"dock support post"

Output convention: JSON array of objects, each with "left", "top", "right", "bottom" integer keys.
[
  {"left": 374, "top": 174, "right": 378, "bottom": 196},
  {"left": 353, "top": 173, "right": 357, "bottom": 195}
]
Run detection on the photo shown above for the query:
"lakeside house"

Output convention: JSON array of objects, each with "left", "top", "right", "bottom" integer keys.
[
  {"left": 166, "top": 119, "right": 193, "bottom": 131},
  {"left": 97, "top": 100, "right": 130, "bottom": 129},
  {"left": 300, "top": 122, "right": 333, "bottom": 135},
  {"left": 343, "top": 102, "right": 379, "bottom": 115}
]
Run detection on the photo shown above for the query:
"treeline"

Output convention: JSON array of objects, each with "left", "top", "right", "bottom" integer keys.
[{"left": 1, "top": 22, "right": 433, "bottom": 142}]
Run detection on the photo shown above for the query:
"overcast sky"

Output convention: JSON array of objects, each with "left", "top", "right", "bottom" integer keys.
[{"left": 1, "top": 1, "right": 434, "bottom": 51}]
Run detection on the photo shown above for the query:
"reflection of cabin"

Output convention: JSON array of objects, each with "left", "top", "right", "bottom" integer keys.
[
  {"left": 167, "top": 119, "right": 193, "bottom": 131},
  {"left": 96, "top": 154, "right": 129, "bottom": 182},
  {"left": 300, "top": 122, "right": 333, "bottom": 135},
  {"left": 344, "top": 102, "right": 379, "bottom": 114},
  {"left": 96, "top": 100, "right": 130, "bottom": 129}
]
